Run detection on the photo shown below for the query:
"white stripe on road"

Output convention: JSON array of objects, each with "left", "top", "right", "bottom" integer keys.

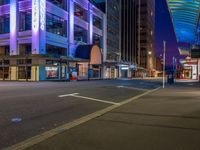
[
  {"left": 58, "top": 93, "right": 121, "bottom": 105},
  {"left": 117, "top": 85, "right": 148, "bottom": 91},
  {"left": 58, "top": 93, "right": 79, "bottom": 98}
]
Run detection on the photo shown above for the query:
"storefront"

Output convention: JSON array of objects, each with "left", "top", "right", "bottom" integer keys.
[{"left": 75, "top": 44, "right": 102, "bottom": 80}]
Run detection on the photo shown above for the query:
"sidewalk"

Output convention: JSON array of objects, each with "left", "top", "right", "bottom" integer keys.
[{"left": 24, "top": 85, "right": 200, "bottom": 150}]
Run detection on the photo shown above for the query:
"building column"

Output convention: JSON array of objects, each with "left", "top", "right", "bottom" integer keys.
[
  {"left": 88, "top": 3, "right": 93, "bottom": 44},
  {"left": 10, "top": 0, "right": 19, "bottom": 55},
  {"left": 68, "top": 0, "right": 75, "bottom": 57},
  {"left": 32, "top": 0, "right": 46, "bottom": 54}
]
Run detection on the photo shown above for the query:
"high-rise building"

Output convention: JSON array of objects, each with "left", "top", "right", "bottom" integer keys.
[
  {"left": 138, "top": 0, "right": 155, "bottom": 76},
  {"left": 90, "top": 0, "right": 121, "bottom": 79},
  {"left": 0, "top": 0, "right": 105, "bottom": 81},
  {"left": 120, "top": 0, "right": 155, "bottom": 78},
  {"left": 88, "top": 0, "right": 155, "bottom": 78}
]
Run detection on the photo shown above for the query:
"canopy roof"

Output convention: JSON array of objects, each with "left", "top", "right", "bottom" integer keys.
[{"left": 167, "top": 0, "right": 200, "bottom": 43}]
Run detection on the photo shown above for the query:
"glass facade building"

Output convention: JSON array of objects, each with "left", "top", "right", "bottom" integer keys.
[{"left": 0, "top": 0, "right": 105, "bottom": 81}]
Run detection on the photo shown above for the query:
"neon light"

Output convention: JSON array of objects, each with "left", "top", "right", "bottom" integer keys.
[
  {"left": 10, "top": 0, "right": 17, "bottom": 36},
  {"left": 10, "top": 0, "right": 18, "bottom": 55},
  {"left": 40, "top": 0, "right": 45, "bottom": 30},
  {"left": 32, "top": 0, "right": 39, "bottom": 32}
]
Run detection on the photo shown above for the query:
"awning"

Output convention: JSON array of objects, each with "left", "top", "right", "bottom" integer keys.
[
  {"left": 178, "top": 47, "right": 190, "bottom": 55},
  {"left": 75, "top": 45, "right": 102, "bottom": 65},
  {"left": 167, "top": 0, "right": 200, "bottom": 43}
]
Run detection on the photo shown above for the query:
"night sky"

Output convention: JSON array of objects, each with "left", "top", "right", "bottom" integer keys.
[{"left": 155, "top": 0, "right": 184, "bottom": 65}]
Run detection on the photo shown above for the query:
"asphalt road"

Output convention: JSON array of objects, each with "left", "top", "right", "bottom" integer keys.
[
  {"left": 26, "top": 81, "right": 200, "bottom": 150},
  {"left": 0, "top": 79, "right": 160, "bottom": 149}
]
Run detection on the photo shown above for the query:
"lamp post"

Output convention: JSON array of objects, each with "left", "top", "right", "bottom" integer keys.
[{"left": 163, "top": 41, "right": 166, "bottom": 89}]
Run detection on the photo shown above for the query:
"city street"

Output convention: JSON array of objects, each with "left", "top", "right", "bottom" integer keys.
[
  {"left": 0, "top": 79, "right": 160, "bottom": 149},
  {"left": 23, "top": 81, "right": 200, "bottom": 150}
]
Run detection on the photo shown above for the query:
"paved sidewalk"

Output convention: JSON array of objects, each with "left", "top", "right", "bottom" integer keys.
[{"left": 24, "top": 84, "right": 200, "bottom": 150}]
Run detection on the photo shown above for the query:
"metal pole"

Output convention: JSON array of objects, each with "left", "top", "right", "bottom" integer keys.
[
  {"left": 138, "top": 0, "right": 141, "bottom": 67},
  {"left": 3, "top": 57, "right": 5, "bottom": 81},
  {"left": 163, "top": 41, "right": 166, "bottom": 88}
]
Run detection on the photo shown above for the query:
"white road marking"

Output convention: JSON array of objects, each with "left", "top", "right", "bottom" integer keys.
[
  {"left": 117, "top": 85, "right": 148, "bottom": 91},
  {"left": 58, "top": 93, "right": 79, "bottom": 98},
  {"left": 58, "top": 93, "right": 120, "bottom": 105},
  {"left": 4, "top": 87, "right": 160, "bottom": 150}
]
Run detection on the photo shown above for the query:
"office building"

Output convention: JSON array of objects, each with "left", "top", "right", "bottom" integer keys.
[{"left": 0, "top": 0, "right": 105, "bottom": 81}]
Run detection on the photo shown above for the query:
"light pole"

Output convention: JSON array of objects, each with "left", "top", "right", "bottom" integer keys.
[
  {"left": 138, "top": 0, "right": 141, "bottom": 67},
  {"left": 173, "top": 56, "right": 176, "bottom": 79},
  {"left": 163, "top": 41, "right": 166, "bottom": 89}
]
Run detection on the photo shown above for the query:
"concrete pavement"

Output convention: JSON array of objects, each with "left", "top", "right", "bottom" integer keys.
[{"left": 24, "top": 82, "right": 200, "bottom": 150}]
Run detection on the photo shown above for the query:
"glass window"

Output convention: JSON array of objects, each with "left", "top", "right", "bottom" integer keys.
[
  {"left": 18, "top": 66, "right": 31, "bottom": 79},
  {"left": 93, "top": 15, "right": 102, "bottom": 29},
  {"left": 74, "top": 4, "right": 87, "bottom": 21},
  {"left": 74, "top": 25, "right": 87, "bottom": 43},
  {"left": 46, "top": 13, "right": 67, "bottom": 37},
  {"left": 19, "top": 11, "right": 32, "bottom": 31},
  {"left": 46, "top": 67, "right": 59, "bottom": 79},
  {"left": 0, "top": 15, "right": 10, "bottom": 34}
]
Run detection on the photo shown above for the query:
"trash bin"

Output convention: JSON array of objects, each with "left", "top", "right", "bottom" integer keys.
[{"left": 167, "top": 74, "right": 174, "bottom": 84}]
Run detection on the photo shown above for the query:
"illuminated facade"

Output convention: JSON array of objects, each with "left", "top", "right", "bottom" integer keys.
[
  {"left": 167, "top": 0, "right": 200, "bottom": 81},
  {"left": 0, "top": 0, "right": 105, "bottom": 81}
]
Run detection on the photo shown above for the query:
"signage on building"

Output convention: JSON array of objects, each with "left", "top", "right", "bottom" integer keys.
[
  {"left": 32, "top": 0, "right": 39, "bottom": 32},
  {"left": 40, "top": 0, "right": 45, "bottom": 30}
]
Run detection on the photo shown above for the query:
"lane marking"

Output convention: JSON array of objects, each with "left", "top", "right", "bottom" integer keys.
[
  {"left": 70, "top": 95, "right": 121, "bottom": 105},
  {"left": 117, "top": 85, "right": 148, "bottom": 91},
  {"left": 58, "top": 93, "right": 120, "bottom": 105},
  {"left": 4, "top": 87, "right": 160, "bottom": 150},
  {"left": 58, "top": 93, "right": 79, "bottom": 98}
]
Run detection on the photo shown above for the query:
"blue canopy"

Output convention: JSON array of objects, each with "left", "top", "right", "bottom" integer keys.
[{"left": 167, "top": 0, "right": 200, "bottom": 44}]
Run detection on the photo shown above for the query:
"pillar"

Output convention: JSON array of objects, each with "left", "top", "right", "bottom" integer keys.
[
  {"left": 32, "top": 0, "right": 46, "bottom": 54},
  {"left": 68, "top": 0, "right": 75, "bottom": 57},
  {"left": 10, "top": 0, "right": 19, "bottom": 55},
  {"left": 88, "top": 3, "right": 93, "bottom": 44}
]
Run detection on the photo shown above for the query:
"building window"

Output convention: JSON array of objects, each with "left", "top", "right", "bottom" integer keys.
[
  {"left": 0, "top": 15, "right": 10, "bottom": 34},
  {"left": 74, "top": 4, "right": 87, "bottom": 21},
  {"left": 19, "top": 11, "right": 32, "bottom": 31},
  {"left": 46, "top": 13, "right": 67, "bottom": 37},
  {"left": 47, "top": 0, "right": 67, "bottom": 9},
  {"left": 18, "top": 66, "right": 31, "bottom": 79},
  {"left": 0, "top": 0, "right": 10, "bottom": 5},
  {"left": 74, "top": 25, "right": 87, "bottom": 43},
  {"left": 45, "top": 67, "right": 59, "bottom": 79},
  {"left": 93, "top": 15, "right": 102, "bottom": 29}
]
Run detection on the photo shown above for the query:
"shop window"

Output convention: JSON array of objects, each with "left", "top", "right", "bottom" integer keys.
[
  {"left": 18, "top": 66, "right": 31, "bottom": 79},
  {"left": 46, "top": 67, "right": 59, "bottom": 79},
  {"left": 0, "top": 67, "right": 9, "bottom": 79}
]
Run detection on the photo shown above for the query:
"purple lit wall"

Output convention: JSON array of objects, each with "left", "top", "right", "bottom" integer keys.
[
  {"left": 10, "top": 0, "right": 18, "bottom": 55},
  {"left": 88, "top": 3, "right": 93, "bottom": 44},
  {"left": 32, "top": 0, "right": 46, "bottom": 54},
  {"left": 69, "top": 0, "right": 75, "bottom": 57}
]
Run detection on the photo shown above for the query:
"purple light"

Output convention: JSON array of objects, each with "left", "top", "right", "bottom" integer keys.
[{"left": 10, "top": 0, "right": 18, "bottom": 55}]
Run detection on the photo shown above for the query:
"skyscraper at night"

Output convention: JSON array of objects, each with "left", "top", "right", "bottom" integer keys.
[{"left": 92, "top": 0, "right": 155, "bottom": 78}]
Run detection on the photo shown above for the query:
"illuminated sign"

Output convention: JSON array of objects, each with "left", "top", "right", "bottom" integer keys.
[
  {"left": 32, "top": 0, "right": 39, "bottom": 32},
  {"left": 40, "top": 0, "right": 45, "bottom": 30},
  {"left": 32, "top": 0, "right": 45, "bottom": 31}
]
